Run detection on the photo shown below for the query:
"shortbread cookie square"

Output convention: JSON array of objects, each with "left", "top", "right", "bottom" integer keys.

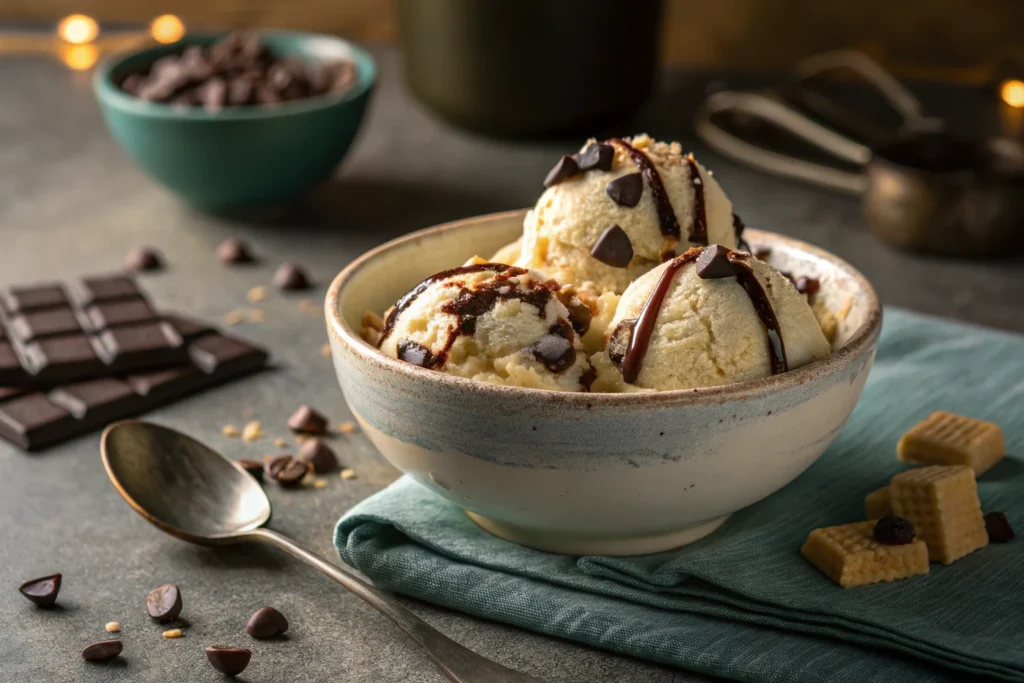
[
  {"left": 865, "top": 486, "right": 892, "bottom": 519},
  {"left": 897, "top": 411, "right": 1004, "bottom": 475},
  {"left": 890, "top": 465, "right": 988, "bottom": 564},
  {"left": 801, "top": 520, "right": 929, "bottom": 588}
]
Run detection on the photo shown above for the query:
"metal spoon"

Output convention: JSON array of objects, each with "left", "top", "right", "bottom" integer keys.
[{"left": 101, "top": 420, "right": 544, "bottom": 683}]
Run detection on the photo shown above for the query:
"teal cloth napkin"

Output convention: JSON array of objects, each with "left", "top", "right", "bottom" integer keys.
[{"left": 334, "top": 308, "right": 1024, "bottom": 683}]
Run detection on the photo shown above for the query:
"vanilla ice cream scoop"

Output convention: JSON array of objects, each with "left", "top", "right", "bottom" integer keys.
[
  {"left": 377, "top": 263, "right": 595, "bottom": 391},
  {"left": 517, "top": 135, "right": 740, "bottom": 296},
  {"left": 592, "top": 245, "right": 831, "bottom": 392}
]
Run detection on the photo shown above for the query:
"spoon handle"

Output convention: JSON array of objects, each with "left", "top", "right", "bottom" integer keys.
[{"left": 245, "top": 527, "right": 544, "bottom": 683}]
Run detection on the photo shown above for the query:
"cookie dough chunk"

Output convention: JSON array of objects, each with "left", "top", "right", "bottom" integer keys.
[
  {"left": 897, "top": 411, "right": 1004, "bottom": 475},
  {"left": 801, "top": 520, "right": 929, "bottom": 588},
  {"left": 890, "top": 465, "right": 988, "bottom": 564},
  {"left": 865, "top": 486, "right": 892, "bottom": 519}
]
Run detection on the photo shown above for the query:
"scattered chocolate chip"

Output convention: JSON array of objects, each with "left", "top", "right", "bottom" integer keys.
[
  {"left": 273, "top": 262, "right": 312, "bottom": 291},
  {"left": 246, "top": 606, "right": 289, "bottom": 639},
  {"left": 298, "top": 439, "right": 339, "bottom": 473},
  {"left": 205, "top": 646, "right": 252, "bottom": 677},
  {"left": 555, "top": 288, "right": 592, "bottom": 337},
  {"left": 543, "top": 155, "right": 580, "bottom": 188},
  {"left": 396, "top": 340, "right": 442, "bottom": 368},
  {"left": 607, "top": 319, "right": 636, "bottom": 367},
  {"left": 287, "top": 405, "right": 328, "bottom": 434},
  {"left": 873, "top": 516, "right": 915, "bottom": 545},
  {"left": 216, "top": 238, "right": 255, "bottom": 264},
  {"left": 984, "top": 511, "right": 1015, "bottom": 543},
  {"left": 695, "top": 244, "right": 736, "bottom": 280},
  {"left": 236, "top": 458, "right": 264, "bottom": 481},
  {"left": 528, "top": 321, "right": 576, "bottom": 373},
  {"left": 605, "top": 172, "right": 643, "bottom": 208},
  {"left": 264, "top": 455, "right": 308, "bottom": 486},
  {"left": 18, "top": 573, "right": 61, "bottom": 607},
  {"left": 794, "top": 276, "right": 820, "bottom": 297},
  {"left": 577, "top": 143, "right": 614, "bottom": 172},
  {"left": 82, "top": 640, "right": 123, "bottom": 662},
  {"left": 590, "top": 225, "right": 634, "bottom": 268},
  {"left": 124, "top": 247, "right": 164, "bottom": 272},
  {"left": 146, "top": 583, "right": 182, "bottom": 622}
]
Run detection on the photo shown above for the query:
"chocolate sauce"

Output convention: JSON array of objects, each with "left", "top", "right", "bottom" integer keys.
[
  {"left": 555, "top": 288, "right": 592, "bottom": 336},
  {"left": 528, "top": 319, "right": 577, "bottom": 373},
  {"left": 685, "top": 156, "right": 708, "bottom": 245},
  {"left": 613, "top": 246, "right": 789, "bottom": 384},
  {"left": 732, "top": 213, "right": 751, "bottom": 252},
  {"left": 608, "top": 139, "right": 682, "bottom": 242}
]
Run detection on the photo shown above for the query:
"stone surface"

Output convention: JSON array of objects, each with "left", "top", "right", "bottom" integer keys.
[{"left": 0, "top": 47, "right": 1022, "bottom": 683}]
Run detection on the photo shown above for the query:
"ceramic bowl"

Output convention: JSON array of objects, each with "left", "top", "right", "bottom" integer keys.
[
  {"left": 93, "top": 31, "right": 376, "bottom": 210},
  {"left": 325, "top": 210, "right": 881, "bottom": 556}
]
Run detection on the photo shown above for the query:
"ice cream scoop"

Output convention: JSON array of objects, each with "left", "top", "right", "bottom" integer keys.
[
  {"left": 516, "top": 135, "right": 739, "bottom": 296},
  {"left": 592, "top": 245, "right": 831, "bottom": 391},
  {"left": 377, "top": 263, "right": 595, "bottom": 391}
]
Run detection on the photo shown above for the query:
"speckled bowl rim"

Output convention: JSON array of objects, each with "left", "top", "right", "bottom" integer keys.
[
  {"left": 325, "top": 209, "right": 882, "bottom": 407},
  {"left": 93, "top": 30, "right": 377, "bottom": 121}
]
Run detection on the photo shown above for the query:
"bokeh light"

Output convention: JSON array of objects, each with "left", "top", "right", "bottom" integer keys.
[
  {"left": 62, "top": 44, "right": 99, "bottom": 71},
  {"left": 150, "top": 15, "right": 186, "bottom": 44},
  {"left": 58, "top": 14, "right": 99, "bottom": 45},
  {"left": 1000, "top": 80, "right": 1024, "bottom": 109}
]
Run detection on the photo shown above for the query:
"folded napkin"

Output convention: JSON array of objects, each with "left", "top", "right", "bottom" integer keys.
[{"left": 335, "top": 308, "right": 1024, "bottom": 683}]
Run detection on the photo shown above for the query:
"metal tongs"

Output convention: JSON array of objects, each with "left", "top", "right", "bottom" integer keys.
[{"left": 696, "top": 50, "right": 1024, "bottom": 257}]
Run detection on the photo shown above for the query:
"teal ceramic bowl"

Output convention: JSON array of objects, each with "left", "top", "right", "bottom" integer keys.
[{"left": 93, "top": 32, "right": 376, "bottom": 210}]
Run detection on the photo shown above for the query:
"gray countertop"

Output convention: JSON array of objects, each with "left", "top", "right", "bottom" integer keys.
[{"left": 1, "top": 46, "right": 1022, "bottom": 683}]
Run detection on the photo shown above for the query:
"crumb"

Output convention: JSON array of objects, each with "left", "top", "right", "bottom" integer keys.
[
  {"left": 222, "top": 425, "right": 239, "bottom": 438},
  {"left": 162, "top": 629, "right": 183, "bottom": 639},
  {"left": 223, "top": 310, "right": 245, "bottom": 326},
  {"left": 247, "top": 286, "right": 268, "bottom": 303},
  {"left": 273, "top": 438, "right": 288, "bottom": 448},
  {"left": 242, "top": 421, "right": 263, "bottom": 442},
  {"left": 837, "top": 296, "right": 854, "bottom": 322},
  {"left": 321, "top": 344, "right": 332, "bottom": 357},
  {"left": 339, "top": 422, "right": 357, "bottom": 434},
  {"left": 313, "top": 479, "right": 328, "bottom": 489},
  {"left": 340, "top": 468, "right": 356, "bottom": 480},
  {"left": 105, "top": 622, "right": 120, "bottom": 633},
  {"left": 246, "top": 308, "right": 266, "bottom": 323}
]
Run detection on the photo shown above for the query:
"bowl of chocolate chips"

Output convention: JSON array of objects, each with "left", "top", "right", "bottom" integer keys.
[{"left": 94, "top": 30, "right": 376, "bottom": 210}]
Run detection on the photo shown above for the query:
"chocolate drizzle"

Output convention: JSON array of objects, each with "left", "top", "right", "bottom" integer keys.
[
  {"left": 685, "top": 156, "right": 708, "bottom": 245},
  {"left": 612, "top": 246, "right": 789, "bottom": 384},
  {"left": 732, "top": 213, "right": 751, "bottom": 252},
  {"left": 608, "top": 139, "right": 681, "bottom": 242}
]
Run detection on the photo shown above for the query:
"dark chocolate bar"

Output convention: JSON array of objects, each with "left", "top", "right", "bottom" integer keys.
[{"left": 0, "top": 321, "right": 268, "bottom": 451}]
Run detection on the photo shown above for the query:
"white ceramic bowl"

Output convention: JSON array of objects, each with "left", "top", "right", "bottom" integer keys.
[{"left": 326, "top": 210, "right": 881, "bottom": 556}]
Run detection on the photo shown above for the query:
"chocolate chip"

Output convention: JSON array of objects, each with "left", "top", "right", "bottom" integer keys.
[
  {"left": 18, "top": 573, "right": 61, "bottom": 607},
  {"left": 82, "top": 640, "right": 123, "bottom": 662},
  {"left": 543, "top": 155, "right": 580, "bottom": 188},
  {"left": 984, "top": 511, "right": 1015, "bottom": 543},
  {"left": 287, "top": 405, "right": 328, "bottom": 434},
  {"left": 216, "top": 238, "right": 255, "bottom": 264},
  {"left": 528, "top": 321, "right": 576, "bottom": 373},
  {"left": 264, "top": 455, "right": 308, "bottom": 487},
  {"left": 794, "top": 276, "right": 820, "bottom": 297},
  {"left": 298, "top": 439, "right": 339, "bottom": 473},
  {"left": 606, "top": 172, "right": 643, "bottom": 208},
  {"left": 555, "top": 288, "right": 592, "bottom": 336},
  {"left": 590, "top": 225, "right": 633, "bottom": 268},
  {"left": 147, "top": 583, "right": 182, "bottom": 622},
  {"left": 227, "top": 76, "right": 256, "bottom": 105},
  {"left": 607, "top": 319, "right": 636, "bottom": 366},
  {"left": 124, "top": 247, "right": 164, "bottom": 272},
  {"left": 206, "top": 646, "right": 252, "bottom": 677},
  {"left": 695, "top": 244, "right": 736, "bottom": 280},
  {"left": 873, "top": 516, "right": 915, "bottom": 545},
  {"left": 396, "top": 340, "right": 442, "bottom": 368},
  {"left": 577, "top": 143, "right": 614, "bottom": 172},
  {"left": 236, "top": 458, "right": 264, "bottom": 481},
  {"left": 273, "top": 262, "right": 312, "bottom": 291},
  {"left": 246, "top": 606, "right": 289, "bottom": 639}
]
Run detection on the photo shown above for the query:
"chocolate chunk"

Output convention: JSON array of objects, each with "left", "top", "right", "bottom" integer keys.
[
  {"left": 984, "top": 511, "right": 1015, "bottom": 543},
  {"left": 273, "top": 262, "right": 312, "bottom": 291},
  {"left": 205, "top": 646, "right": 252, "bottom": 677},
  {"left": 577, "top": 143, "right": 614, "bottom": 172},
  {"left": 86, "top": 298, "right": 156, "bottom": 329},
  {"left": 695, "top": 244, "right": 736, "bottom": 280},
  {"left": 98, "top": 322, "right": 186, "bottom": 371},
  {"left": 0, "top": 342, "right": 29, "bottom": 385},
  {"left": 607, "top": 319, "right": 636, "bottom": 366},
  {"left": 189, "top": 334, "right": 268, "bottom": 377},
  {"left": 246, "top": 606, "right": 289, "bottom": 639},
  {"left": 127, "top": 367, "right": 201, "bottom": 400},
  {"left": 236, "top": 458, "right": 265, "bottom": 481},
  {"left": 77, "top": 275, "right": 141, "bottom": 305},
  {"left": 18, "top": 573, "right": 61, "bottom": 607},
  {"left": 287, "top": 405, "right": 328, "bottom": 434},
  {"left": 606, "top": 172, "right": 643, "bottom": 208},
  {"left": 794, "top": 276, "right": 820, "bottom": 297},
  {"left": 396, "top": 340, "right": 442, "bottom": 369},
  {"left": 82, "top": 640, "right": 123, "bottom": 662},
  {"left": 543, "top": 155, "right": 580, "bottom": 188},
  {"left": 2, "top": 284, "right": 68, "bottom": 314},
  {"left": 216, "top": 238, "right": 256, "bottom": 264},
  {"left": 873, "top": 516, "right": 916, "bottom": 545},
  {"left": 298, "top": 438, "right": 339, "bottom": 473},
  {"left": 21, "top": 335, "right": 107, "bottom": 380},
  {"left": 0, "top": 393, "right": 78, "bottom": 450},
  {"left": 124, "top": 247, "right": 164, "bottom": 272},
  {"left": 50, "top": 379, "right": 137, "bottom": 421},
  {"left": 264, "top": 455, "right": 308, "bottom": 486},
  {"left": 147, "top": 584, "right": 182, "bottom": 622},
  {"left": 529, "top": 332, "right": 576, "bottom": 374},
  {"left": 163, "top": 314, "right": 214, "bottom": 341},
  {"left": 7, "top": 308, "right": 82, "bottom": 341},
  {"left": 590, "top": 225, "right": 634, "bottom": 268},
  {"left": 555, "top": 288, "right": 592, "bottom": 337}
]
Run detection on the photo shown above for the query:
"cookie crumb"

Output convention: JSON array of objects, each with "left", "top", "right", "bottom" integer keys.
[
  {"left": 222, "top": 425, "right": 239, "bottom": 438},
  {"left": 246, "top": 308, "right": 266, "bottom": 323},
  {"left": 273, "top": 438, "right": 288, "bottom": 448},
  {"left": 247, "top": 286, "right": 268, "bottom": 303},
  {"left": 223, "top": 310, "right": 245, "bottom": 326},
  {"left": 313, "top": 479, "right": 328, "bottom": 489},
  {"left": 242, "top": 421, "right": 263, "bottom": 442},
  {"left": 162, "top": 628, "right": 183, "bottom": 639},
  {"left": 105, "top": 622, "right": 120, "bottom": 633},
  {"left": 321, "top": 344, "right": 332, "bottom": 357},
  {"left": 340, "top": 468, "right": 356, "bottom": 480},
  {"left": 339, "top": 422, "right": 357, "bottom": 434}
]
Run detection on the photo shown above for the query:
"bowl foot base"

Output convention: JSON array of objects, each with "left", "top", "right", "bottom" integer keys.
[{"left": 465, "top": 512, "right": 729, "bottom": 556}]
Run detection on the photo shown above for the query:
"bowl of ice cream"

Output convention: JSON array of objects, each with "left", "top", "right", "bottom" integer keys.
[{"left": 326, "top": 136, "right": 882, "bottom": 556}]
